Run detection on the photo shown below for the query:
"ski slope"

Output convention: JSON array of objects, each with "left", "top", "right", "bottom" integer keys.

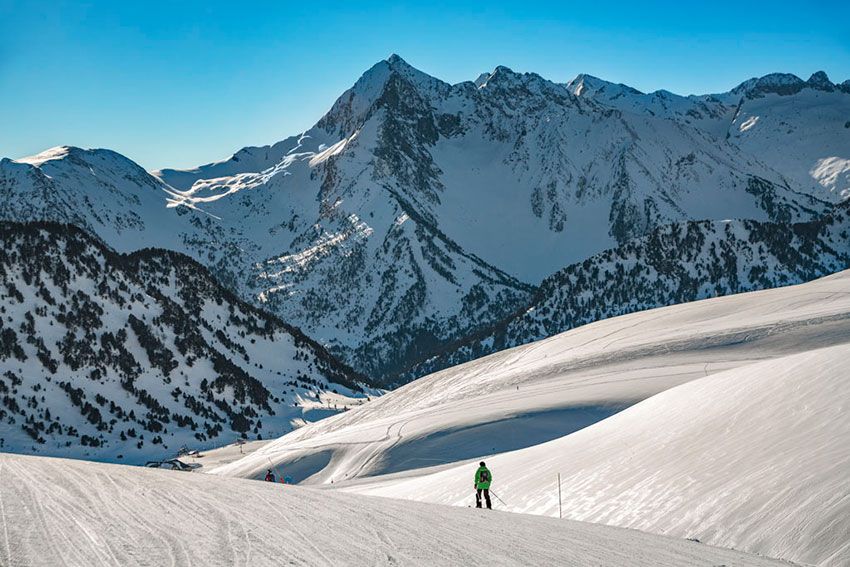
[
  {"left": 212, "top": 270, "right": 850, "bottom": 566},
  {"left": 212, "top": 270, "right": 850, "bottom": 484},
  {"left": 349, "top": 344, "right": 850, "bottom": 567},
  {"left": 0, "top": 453, "right": 786, "bottom": 567}
]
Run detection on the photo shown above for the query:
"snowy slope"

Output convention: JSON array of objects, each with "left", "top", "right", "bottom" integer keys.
[
  {"left": 349, "top": 343, "right": 850, "bottom": 567},
  {"left": 0, "top": 452, "right": 788, "bottom": 567},
  {"left": 211, "top": 269, "right": 850, "bottom": 485},
  {"left": 211, "top": 271, "right": 850, "bottom": 567},
  {"left": 0, "top": 222, "right": 372, "bottom": 463}
]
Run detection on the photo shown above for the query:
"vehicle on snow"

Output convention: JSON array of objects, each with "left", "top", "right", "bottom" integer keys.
[{"left": 144, "top": 459, "right": 200, "bottom": 472}]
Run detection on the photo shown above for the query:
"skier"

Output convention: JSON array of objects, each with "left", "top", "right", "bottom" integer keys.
[
  {"left": 474, "top": 461, "right": 492, "bottom": 509},
  {"left": 264, "top": 469, "right": 276, "bottom": 482}
]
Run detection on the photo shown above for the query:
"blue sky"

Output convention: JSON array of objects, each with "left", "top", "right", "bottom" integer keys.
[{"left": 2, "top": 1, "right": 848, "bottom": 170}]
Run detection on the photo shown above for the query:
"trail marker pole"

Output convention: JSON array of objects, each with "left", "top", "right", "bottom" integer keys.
[{"left": 557, "top": 473, "right": 562, "bottom": 519}]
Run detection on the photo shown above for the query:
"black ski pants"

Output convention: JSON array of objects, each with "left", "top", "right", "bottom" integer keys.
[{"left": 476, "top": 488, "right": 491, "bottom": 509}]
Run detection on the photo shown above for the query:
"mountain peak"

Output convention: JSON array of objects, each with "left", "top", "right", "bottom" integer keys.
[
  {"left": 566, "top": 74, "right": 643, "bottom": 98},
  {"left": 382, "top": 53, "right": 435, "bottom": 80},
  {"left": 315, "top": 55, "right": 449, "bottom": 138},
  {"left": 13, "top": 146, "right": 150, "bottom": 177},
  {"left": 353, "top": 55, "right": 438, "bottom": 94},
  {"left": 386, "top": 53, "right": 408, "bottom": 67},
  {"left": 473, "top": 66, "right": 519, "bottom": 88},
  {"left": 15, "top": 145, "right": 77, "bottom": 166},
  {"left": 807, "top": 70, "right": 834, "bottom": 91},
  {"left": 473, "top": 72, "right": 491, "bottom": 88},
  {"left": 477, "top": 65, "right": 556, "bottom": 95},
  {"left": 730, "top": 71, "right": 839, "bottom": 97}
]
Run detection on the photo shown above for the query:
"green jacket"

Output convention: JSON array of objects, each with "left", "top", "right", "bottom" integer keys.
[{"left": 475, "top": 466, "right": 492, "bottom": 489}]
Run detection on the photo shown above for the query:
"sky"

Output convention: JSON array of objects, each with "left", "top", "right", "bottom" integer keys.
[{"left": 1, "top": 1, "right": 848, "bottom": 170}]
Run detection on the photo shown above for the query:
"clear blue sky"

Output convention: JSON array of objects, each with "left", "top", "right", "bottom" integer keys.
[{"left": 2, "top": 1, "right": 848, "bottom": 170}]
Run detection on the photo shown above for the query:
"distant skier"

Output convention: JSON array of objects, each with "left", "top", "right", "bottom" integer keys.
[
  {"left": 264, "top": 469, "right": 276, "bottom": 483},
  {"left": 474, "top": 461, "right": 492, "bottom": 509}
]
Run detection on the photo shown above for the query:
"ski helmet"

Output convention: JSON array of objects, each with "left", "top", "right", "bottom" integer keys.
[{"left": 480, "top": 461, "right": 485, "bottom": 467}]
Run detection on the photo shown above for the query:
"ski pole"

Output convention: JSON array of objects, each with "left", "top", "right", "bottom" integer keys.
[{"left": 489, "top": 490, "right": 507, "bottom": 506}]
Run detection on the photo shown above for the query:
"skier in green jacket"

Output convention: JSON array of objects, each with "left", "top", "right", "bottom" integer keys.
[{"left": 474, "top": 461, "right": 492, "bottom": 509}]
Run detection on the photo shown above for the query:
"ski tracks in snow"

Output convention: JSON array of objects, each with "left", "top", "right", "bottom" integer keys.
[{"left": 0, "top": 462, "right": 12, "bottom": 567}]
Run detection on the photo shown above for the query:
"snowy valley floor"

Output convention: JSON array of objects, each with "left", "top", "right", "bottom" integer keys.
[{"left": 0, "top": 453, "right": 789, "bottom": 567}]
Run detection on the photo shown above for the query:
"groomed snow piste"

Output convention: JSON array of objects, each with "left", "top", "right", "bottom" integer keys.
[
  {"left": 213, "top": 270, "right": 850, "bottom": 566},
  {"left": 349, "top": 344, "right": 850, "bottom": 566},
  {"left": 0, "top": 453, "right": 788, "bottom": 567}
]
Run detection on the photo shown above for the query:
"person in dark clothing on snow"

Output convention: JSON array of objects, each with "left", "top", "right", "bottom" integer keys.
[
  {"left": 474, "top": 461, "right": 492, "bottom": 509},
  {"left": 264, "top": 469, "right": 276, "bottom": 482}
]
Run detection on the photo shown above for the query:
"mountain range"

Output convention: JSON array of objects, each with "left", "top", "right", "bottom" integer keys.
[{"left": 2, "top": 55, "right": 849, "bottom": 390}]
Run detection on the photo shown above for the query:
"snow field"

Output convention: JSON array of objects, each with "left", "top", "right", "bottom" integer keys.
[
  {"left": 215, "top": 270, "right": 850, "bottom": 566},
  {"left": 348, "top": 344, "right": 850, "bottom": 566},
  {"left": 212, "top": 270, "right": 850, "bottom": 483},
  {"left": 0, "top": 452, "right": 788, "bottom": 567}
]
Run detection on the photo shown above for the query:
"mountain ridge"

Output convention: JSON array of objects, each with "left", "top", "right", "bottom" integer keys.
[{"left": 4, "top": 55, "right": 849, "bottom": 383}]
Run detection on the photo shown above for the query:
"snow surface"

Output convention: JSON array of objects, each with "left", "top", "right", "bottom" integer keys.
[
  {"left": 567, "top": 71, "right": 850, "bottom": 199},
  {"left": 0, "top": 452, "right": 788, "bottom": 566},
  {"left": 350, "top": 344, "right": 850, "bottom": 566},
  {"left": 214, "top": 270, "right": 850, "bottom": 566},
  {"left": 213, "top": 269, "right": 850, "bottom": 481}
]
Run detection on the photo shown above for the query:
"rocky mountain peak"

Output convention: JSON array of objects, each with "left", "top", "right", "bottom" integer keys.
[
  {"left": 565, "top": 73, "right": 642, "bottom": 98},
  {"left": 316, "top": 56, "right": 450, "bottom": 138},
  {"left": 473, "top": 72, "right": 491, "bottom": 88},
  {"left": 732, "top": 72, "right": 810, "bottom": 98},
  {"left": 806, "top": 70, "right": 834, "bottom": 91}
]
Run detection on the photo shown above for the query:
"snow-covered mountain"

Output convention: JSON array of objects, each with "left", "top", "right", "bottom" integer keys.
[
  {"left": 413, "top": 199, "right": 850, "bottom": 376},
  {"left": 567, "top": 70, "right": 850, "bottom": 199},
  {"left": 1, "top": 143, "right": 533, "bottom": 384},
  {"left": 0, "top": 222, "right": 372, "bottom": 463},
  {"left": 214, "top": 270, "right": 850, "bottom": 566},
  {"left": 3, "top": 56, "right": 849, "bottom": 383}
]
